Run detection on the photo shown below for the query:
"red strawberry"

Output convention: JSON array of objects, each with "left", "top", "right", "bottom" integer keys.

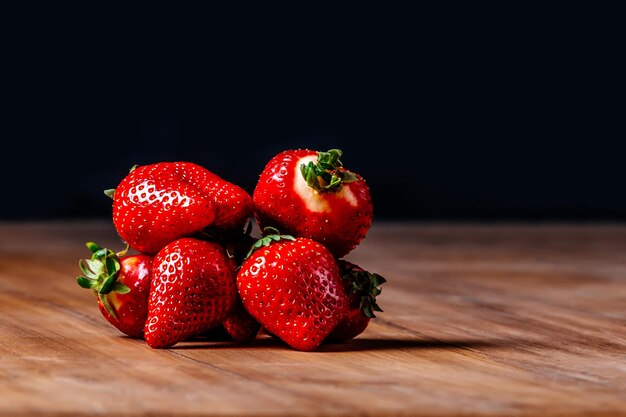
[
  {"left": 206, "top": 246, "right": 261, "bottom": 343},
  {"left": 107, "top": 162, "right": 252, "bottom": 254},
  {"left": 77, "top": 242, "right": 151, "bottom": 338},
  {"left": 253, "top": 149, "right": 372, "bottom": 258},
  {"left": 237, "top": 231, "right": 349, "bottom": 351},
  {"left": 326, "top": 260, "right": 386, "bottom": 342},
  {"left": 222, "top": 298, "right": 261, "bottom": 342},
  {"left": 144, "top": 237, "right": 236, "bottom": 348},
  {"left": 221, "top": 231, "right": 261, "bottom": 343}
]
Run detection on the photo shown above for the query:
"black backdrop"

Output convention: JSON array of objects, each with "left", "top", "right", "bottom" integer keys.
[{"left": 2, "top": 6, "right": 623, "bottom": 221}]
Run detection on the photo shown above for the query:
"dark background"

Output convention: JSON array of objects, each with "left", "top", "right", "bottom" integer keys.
[{"left": 2, "top": 6, "right": 623, "bottom": 222}]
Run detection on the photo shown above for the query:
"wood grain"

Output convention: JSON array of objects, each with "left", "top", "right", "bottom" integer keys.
[{"left": 1, "top": 221, "right": 626, "bottom": 416}]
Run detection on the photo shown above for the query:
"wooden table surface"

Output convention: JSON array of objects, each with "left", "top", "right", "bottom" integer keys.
[{"left": 1, "top": 221, "right": 626, "bottom": 417}]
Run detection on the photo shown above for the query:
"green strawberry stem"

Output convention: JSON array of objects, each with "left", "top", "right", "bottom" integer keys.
[
  {"left": 342, "top": 263, "right": 386, "bottom": 319},
  {"left": 300, "top": 149, "right": 358, "bottom": 192},
  {"left": 245, "top": 227, "right": 295, "bottom": 259},
  {"left": 76, "top": 242, "right": 130, "bottom": 319}
]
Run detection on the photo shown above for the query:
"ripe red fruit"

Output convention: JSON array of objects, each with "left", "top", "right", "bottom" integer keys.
[
  {"left": 144, "top": 238, "right": 237, "bottom": 348},
  {"left": 252, "top": 149, "right": 372, "bottom": 258},
  {"left": 221, "top": 233, "right": 261, "bottom": 343},
  {"left": 108, "top": 162, "right": 252, "bottom": 254},
  {"left": 326, "top": 260, "right": 386, "bottom": 342},
  {"left": 213, "top": 247, "right": 261, "bottom": 343},
  {"left": 222, "top": 298, "right": 261, "bottom": 342},
  {"left": 77, "top": 242, "right": 151, "bottom": 338},
  {"left": 237, "top": 232, "right": 349, "bottom": 351}
]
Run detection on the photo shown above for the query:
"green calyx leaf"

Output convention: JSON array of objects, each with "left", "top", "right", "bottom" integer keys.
[
  {"left": 245, "top": 226, "right": 295, "bottom": 259},
  {"left": 341, "top": 263, "right": 387, "bottom": 319},
  {"left": 300, "top": 148, "right": 358, "bottom": 193},
  {"left": 98, "top": 293, "right": 117, "bottom": 319},
  {"left": 76, "top": 276, "right": 96, "bottom": 289},
  {"left": 112, "top": 281, "right": 131, "bottom": 294},
  {"left": 99, "top": 272, "right": 118, "bottom": 295},
  {"left": 86, "top": 242, "right": 101, "bottom": 253},
  {"left": 76, "top": 241, "right": 130, "bottom": 317}
]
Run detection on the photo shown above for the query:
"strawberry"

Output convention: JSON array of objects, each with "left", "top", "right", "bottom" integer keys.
[
  {"left": 237, "top": 230, "right": 349, "bottom": 351},
  {"left": 222, "top": 298, "right": 261, "bottom": 342},
  {"left": 220, "top": 231, "right": 261, "bottom": 343},
  {"left": 77, "top": 242, "right": 151, "bottom": 338},
  {"left": 144, "top": 237, "right": 237, "bottom": 348},
  {"left": 252, "top": 149, "right": 372, "bottom": 258},
  {"left": 107, "top": 162, "right": 252, "bottom": 254},
  {"left": 208, "top": 243, "right": 261, "bottom": 343},
  {"left": 326, "top": 260, "right": 386, "bottom": 342}
]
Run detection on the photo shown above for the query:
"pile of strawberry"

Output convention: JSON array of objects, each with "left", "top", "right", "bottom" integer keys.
[{"left": 77, "top": 149, "right": 385, "bottom": 351}]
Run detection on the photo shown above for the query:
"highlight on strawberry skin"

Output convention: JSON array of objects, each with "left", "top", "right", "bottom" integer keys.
[
  {"left": 77, "top": 242, "right": 151, "bottom": 338},
  {"left": 252, "top": 148, "right": 373, "bottom": 258},
  {"left": 106, "top": 162, "right": 253, "bottom": 255},
  {"left": 75, "top": 152, "right": 386, "bottom": 351},
  {"left": 144, "top": 238, "right": 237, "bottom": 349},
  {"left": 237, "top": 228, "right": 350, "bottom": 351},
  {"left": 326, "top": 260, "right": 386, "bottom": 343}
]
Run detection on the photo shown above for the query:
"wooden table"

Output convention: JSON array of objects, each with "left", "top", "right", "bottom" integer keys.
[{"left": 1, "top": 221, "right": 625, "bottom": 416}]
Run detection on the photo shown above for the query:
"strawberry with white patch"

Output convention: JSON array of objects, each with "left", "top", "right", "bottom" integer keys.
[
  {"left": 77, "top": 242, "right": 152, "bottom": 338},
  {"left": 253, "top": 149, "right": 373, "bottom": 258}
]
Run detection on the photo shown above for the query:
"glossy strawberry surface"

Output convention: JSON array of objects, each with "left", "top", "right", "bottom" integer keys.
[
  {"left": 144, "top": 238, "right": 237, "bottom": 348},
  {"left": 222, "top": 298, "right": 261, "bottom": 342},
  {"left": 205, "top": 171, "right": 254, "bottom": 236},
  {"left": 237, "top": 237, "right": 349, "bottom": 351},
  {"left": 326, "top": 260, "right": 386, "bottom": 342},
  {"left": 97, "top": 254, "right": 152, "bottom": 338},
  {"left": 325, "top": 305, "right": 370, "bottom": 342},
  {"left": 253, "top": 149, "right": 372, "bottom": 258},
  {"left": 221, "top": 251, "right": 260, "bottom": 343},
  {"left": 111, "top": 162, "right": 252, "bottom": 254}
]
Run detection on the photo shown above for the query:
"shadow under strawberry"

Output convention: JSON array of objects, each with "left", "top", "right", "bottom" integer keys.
[
  {"left": 163, "top": 335, "right": 510, "bottom": 352},
  {"left": 167, "top": 334, "right": 288, "bottom": 350}
]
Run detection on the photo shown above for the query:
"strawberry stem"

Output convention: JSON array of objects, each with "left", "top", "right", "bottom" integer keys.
[
  {"left": 76, "top": 241, "right": 131, "bottom": 319},
  {"left": 300, "top": 149, "right": 358, "bottom": 192},
  {"left": 245, "top": 227, "right": 295, "bottom": 259},
  {"left": 340, "top": 262, "right": 386, "bottom": 319}
]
